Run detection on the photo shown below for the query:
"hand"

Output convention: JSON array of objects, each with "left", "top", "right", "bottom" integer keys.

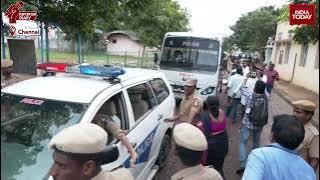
[
  {"left": 164, "top": 118, "right": 175, "bottom": 122},
  {"left": 129, "top": 150, "right": 138, "bottom": 167},
  {"left": 245, "top": 73, "right": 250, "bottom": 79}
]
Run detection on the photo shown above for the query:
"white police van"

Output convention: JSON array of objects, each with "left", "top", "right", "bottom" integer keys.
[{"left": 1, "top": 63, "right": 175, "bottom": 180}]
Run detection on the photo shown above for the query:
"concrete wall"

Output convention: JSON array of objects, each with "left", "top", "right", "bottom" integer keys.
[
  {"left": 107, "top": 34, "right": 144, "bottom": 57},
  {"left": 7, "top": 39, "right": 37, "bottom": 75},
  {"left": 292, "top": 43, "right": 319, "bottom": 94},
  {"left": 271, "top": 22, "right": 319, "bottom": 94}
]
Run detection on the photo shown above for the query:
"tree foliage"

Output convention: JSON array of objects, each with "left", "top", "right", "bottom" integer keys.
[
  {"left": 1, "top": 0, "right": 190, "bottom": 47},
  {"left": 224, "top": 6, "right": 280, "bottom": 56},
  {"left": 118, "top": 0, "right": 190, "bottom": 47},
  {"left": 276, "top": 0, "right": 318, "bottom": 45},
  {"left": 222, "top": 36, "right": 235, "bottom": 52},
  {"left": 291, "top": 0, "right": 319, "bottom": 45}
]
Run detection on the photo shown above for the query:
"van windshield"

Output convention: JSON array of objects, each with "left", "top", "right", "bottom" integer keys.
[
  {"left": 1, "top": 93, "right": 88, "bottom": 180},
  {"left": 160, "top": 36, "right": 220, "bottom": 73}
]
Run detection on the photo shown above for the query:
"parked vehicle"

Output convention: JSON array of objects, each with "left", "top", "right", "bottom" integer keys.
[
  {"left": 156, "top": 32, "right": 223, "bottom": 100},
  {"left": 1, "top": 63, "right": 176, "bottom": 180}
]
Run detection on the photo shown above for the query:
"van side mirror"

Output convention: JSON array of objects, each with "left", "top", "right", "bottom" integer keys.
[{"left": 154, "top": 53, "right": 159, "bottom": 64}]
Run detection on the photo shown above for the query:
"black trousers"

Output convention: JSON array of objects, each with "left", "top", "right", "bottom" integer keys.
[{"left": 206, "top": 131, "right": 229, "bottom": 179}]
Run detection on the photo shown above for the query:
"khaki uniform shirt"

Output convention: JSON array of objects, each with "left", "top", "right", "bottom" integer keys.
[
  {"left": 297, "top": 122, "right": 319, "bottom": 162},
  {"left": 179, "top": 92, "right": 203, "bottom": 123},
  {"left": 171, "top": 165, "right": 223, "bottom": 180},
  {"left": 93, "top": 114, "right": 124, "bottom": 136},
  {"left": 92, "top": 168, "right": 134, "bottom": 180},
  {"left": 1, "top": 73, "right": 35, "bottom": 88}
]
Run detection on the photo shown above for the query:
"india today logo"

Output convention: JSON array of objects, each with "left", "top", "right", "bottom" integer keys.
[
  {"left": 289, "top": 4, "right": 316, "bottom": 25},
  {"left": 4, "top": 1, "right": 39, "bottom": 37}
]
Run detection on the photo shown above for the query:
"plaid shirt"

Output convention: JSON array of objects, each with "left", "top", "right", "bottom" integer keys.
[{"left": 240, "top": 84, "right": 263, "bottom": 130}]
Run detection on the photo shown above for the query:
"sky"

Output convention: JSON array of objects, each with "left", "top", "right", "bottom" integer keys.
[{"left": 177, "top": 0, "right": 288, "bottom": 37}]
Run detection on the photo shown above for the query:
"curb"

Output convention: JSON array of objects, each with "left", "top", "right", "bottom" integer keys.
[{"left": 273, "top": 86, "right": 293, "bottom": 107}]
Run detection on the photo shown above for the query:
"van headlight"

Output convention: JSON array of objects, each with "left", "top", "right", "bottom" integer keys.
[{"left": 200, "top": 87, "right": 215, "bottom": 95}]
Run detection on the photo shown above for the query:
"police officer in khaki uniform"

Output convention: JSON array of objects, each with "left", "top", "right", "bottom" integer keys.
[
  {"left": 1, "top": 59, "right": 35, "bottom": 89},
  {"left": 293, "top": 100, "right": 319, "bottom": 172},
  {"left": 93, "top": 113, "right": 137, "bottom": 167},
  {"left": 167, "top": 78, "right": 203, "bottom": 124},
  {"left": 48, "top": 123, "right": 134, "bottom": 180},
  {"left": 171, "top": 123, "right": 223, "bottom": 180}
]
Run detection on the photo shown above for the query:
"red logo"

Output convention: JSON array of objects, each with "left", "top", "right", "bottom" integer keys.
[
  {"left": 9, "top": 26, "right": 16, "bottom": 36},
  {"left": 5, "top": 1, "right": 38, "bottom": 23},
  {"left": 289, "top": 4, "right": 316, "bottom": 25}
]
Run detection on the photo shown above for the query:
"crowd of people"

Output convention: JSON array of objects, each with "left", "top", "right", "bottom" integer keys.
[{"left": 164, "top": 57, "right": 318, "bottom": 180}]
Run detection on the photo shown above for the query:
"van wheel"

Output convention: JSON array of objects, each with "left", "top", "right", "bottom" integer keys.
[{"left": 156, "top": 134, "right": 171, "bottom": 168}]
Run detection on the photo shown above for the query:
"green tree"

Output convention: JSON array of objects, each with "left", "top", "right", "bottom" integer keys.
[
  {"left": 2, "top": 0, "right": 190, "bottom": 50},
  {"left": 277, "top": 0, "right": 318, "bottom": 45},
  {"left": 222, "top": 36, "right": 235, "bottom": 52},
  {"left": 225, "top": 6, "right": 280, "bottom": 58},
  {"left": 292, "top": 0, "right": 318, "bottom": 45},
  {"left": 119, "top": 0, "right": 190, "bottom": 47}
]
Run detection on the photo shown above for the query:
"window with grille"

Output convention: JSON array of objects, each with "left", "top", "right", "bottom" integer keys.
[
  {"left": 299, "top": 45, "right": 308, "bottom": 67},
  {"left": 284, "top": 43, "right": 291, "bottom": 64},
  {"left": 278, "top": 50, "right": 284, "bottom": 64}
]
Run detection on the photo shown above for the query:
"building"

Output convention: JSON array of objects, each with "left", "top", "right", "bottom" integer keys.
[
  {"left": 105, "top": 31, "right": 145, "bottom": 57},
  {"left": 271, "top": 22, "right": 319, "bottom": 94}
]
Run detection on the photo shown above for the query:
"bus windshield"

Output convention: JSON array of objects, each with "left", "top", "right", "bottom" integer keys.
[{"left": 160, "top": 36, "right": 220, "bottom": 73}]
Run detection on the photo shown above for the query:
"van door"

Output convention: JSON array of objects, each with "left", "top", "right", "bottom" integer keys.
[
  {"left": 92, "top": 91, "right": 134, "bottom": 172},
  {"left": 123, "top": 82, "right": 160, "bottom": 179}
]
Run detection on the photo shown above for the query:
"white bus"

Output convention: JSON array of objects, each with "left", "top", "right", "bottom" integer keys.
[{"left": 157, "top": 32, "right": 223, "bottom": 100}]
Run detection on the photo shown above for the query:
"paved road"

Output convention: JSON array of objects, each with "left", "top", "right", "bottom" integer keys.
[{"left": 154, "top": 76, "right": 293, "bottom": 180}]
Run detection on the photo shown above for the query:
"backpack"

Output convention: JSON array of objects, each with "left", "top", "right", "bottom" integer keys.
[{"left": 248, "top": 93, "right": 268, "bottom": 127}]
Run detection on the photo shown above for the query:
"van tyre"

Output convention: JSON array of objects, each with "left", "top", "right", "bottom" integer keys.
[{"left": 156, "top": 134, "right": 171, "bottom": 168}]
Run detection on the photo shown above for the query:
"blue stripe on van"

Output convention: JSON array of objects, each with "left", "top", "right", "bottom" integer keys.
[{"left": 123, "top": 125, "right": 159, "bottom": 167}]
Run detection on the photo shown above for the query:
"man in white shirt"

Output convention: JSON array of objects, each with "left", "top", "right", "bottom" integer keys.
[
  {"left": 226, "top": 68, "right": 244, "bottom": 123},
  {"left": 242, "top": 60, "right": 250, "bottom": 78},
  {"left": 236, "top": 70, "right": 270, "bottom": 122}
]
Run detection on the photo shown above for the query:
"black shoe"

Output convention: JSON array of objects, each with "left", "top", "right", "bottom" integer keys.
[{"left": 236, "top": 167, "right": 245, "bottom": 175}]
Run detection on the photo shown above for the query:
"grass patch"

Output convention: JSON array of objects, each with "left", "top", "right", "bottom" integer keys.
[{"left": 3, "top": 47, "right": 155, "bottom": 68}]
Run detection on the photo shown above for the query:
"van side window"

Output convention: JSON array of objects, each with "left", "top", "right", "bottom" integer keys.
[
  {"left": 92, "top": 92, "right": 128, "bottom": 144},
  {"left": 127, "top": 83, "right": 155, "bottom": 121},
  {"left": 149, "top": 78, "right": 169, "bottom": 104}
]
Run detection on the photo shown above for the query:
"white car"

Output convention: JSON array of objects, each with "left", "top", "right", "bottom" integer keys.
[{"left": 1, "top": 64, "right": 175, "bottom": 180}]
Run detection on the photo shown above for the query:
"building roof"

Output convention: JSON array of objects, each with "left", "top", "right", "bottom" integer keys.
[{"left": 105, "top": 31, "right": 139, "bottom": 41}]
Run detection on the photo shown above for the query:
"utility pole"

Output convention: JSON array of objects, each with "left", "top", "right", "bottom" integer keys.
[
  {"left": 45, "top": 22, "right": 49, "bottom": 62},
  {"left": 40, "top": 22, "right": 44, "bottom": 63},
  {"left": 1, "top": 14, "right": 6, "bottom": 60},
  {"left": 77, "top": 33, "right": 82, "bottom": 64}
]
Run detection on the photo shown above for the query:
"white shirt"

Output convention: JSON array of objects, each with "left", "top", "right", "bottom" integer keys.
[
  {"left": 261, "top": 75, "right": 267, "bottom": 83},
  {"left": 239, "top": 77, "right": 270, "bottom": 105},
  {"left": 239, "top": 77, "right": 256, "bottom": 105},
  {"left": 227, "top": 74, "right": 244, "bottom": 98},
  {"left": 242, "top": 66, "right": 250, "bottom": 77}
]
